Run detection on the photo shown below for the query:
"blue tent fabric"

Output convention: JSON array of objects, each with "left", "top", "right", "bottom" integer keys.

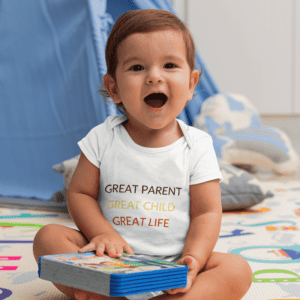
[{"left": 0, "top": 0, "right": 219, "bottom": 201}]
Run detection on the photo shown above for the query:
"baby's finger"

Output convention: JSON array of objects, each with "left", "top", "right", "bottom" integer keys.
[
  {"left": 123, "top": 243, "right": 134, "bottom": 254},
  {"left": 166, "top": 282, "right": 191, "bottom": 295},
  {"left": 78, "top": 242, "right": 96, "bottom": 253},
  {"left": 115, "top": 244, "right": 124, "bottom": 257},
  {"left": 105, "top": 243, "right": 119, "bottom": 257},
  {"left": 165, "top": 287, "right": 183, "bottom": 295},
  {"left": 95, "top": 243, "right": 105, "bottom": 256}
]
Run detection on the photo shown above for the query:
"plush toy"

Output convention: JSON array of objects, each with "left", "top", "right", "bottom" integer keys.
[
  {"left": 51, "top": 155, "right": 80, "bottom": 203},
  {"left": 194, "top": 93, "right": 300, "bottom": 175},
  {"left": 51, "top": 155, "right": 273, "bottom": 211}
]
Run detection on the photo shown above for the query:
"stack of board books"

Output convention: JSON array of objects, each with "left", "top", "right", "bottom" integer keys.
[{"left": 38, "top": 252, "right": 188, "bottom": 297}]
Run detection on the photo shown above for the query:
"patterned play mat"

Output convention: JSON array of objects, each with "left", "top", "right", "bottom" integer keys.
[{"left": 1, "top": 179, "right": 300, "bottom": 300}]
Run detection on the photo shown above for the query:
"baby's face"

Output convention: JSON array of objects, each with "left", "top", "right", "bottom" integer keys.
[{"left": 108, "top": 29, "right": 198, "bottom": 131}]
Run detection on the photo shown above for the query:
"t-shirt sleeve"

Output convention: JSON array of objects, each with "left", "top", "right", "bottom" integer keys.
[
  {"left": 189, "top": 135, "right": 223, "bottom": 185},
  {"left": 77, "top": 125, "right": 102, "bottom": 168}
]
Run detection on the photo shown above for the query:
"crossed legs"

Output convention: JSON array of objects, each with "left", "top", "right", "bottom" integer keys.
[{"left": 33, "top": 224, "right": 252, "bottom": 300}]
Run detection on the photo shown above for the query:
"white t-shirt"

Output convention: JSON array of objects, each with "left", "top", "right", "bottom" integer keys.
[{"left": 78, "top": 115, "right": 222, "bottom": 259}]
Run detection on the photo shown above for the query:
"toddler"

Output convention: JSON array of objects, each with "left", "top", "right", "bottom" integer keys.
[{"left": 33, "top": 9, "right": 252, "bottom": 300}]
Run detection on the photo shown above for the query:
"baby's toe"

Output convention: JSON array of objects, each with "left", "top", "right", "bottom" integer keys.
[{"left": 74, "top": 290, "right": 92, "bottom": 300}]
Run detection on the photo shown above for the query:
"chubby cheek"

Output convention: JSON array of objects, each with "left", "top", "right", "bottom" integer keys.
[
  {"left": 121, "top": 77, "right": 142, "bottom": 93},
  {"left": 172, "top": 78, "right": 191, "bottom": 97}
]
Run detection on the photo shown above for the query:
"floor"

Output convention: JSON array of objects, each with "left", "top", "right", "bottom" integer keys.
[{"left": 2, "top": 180, "right": 300, "bottom": 300}]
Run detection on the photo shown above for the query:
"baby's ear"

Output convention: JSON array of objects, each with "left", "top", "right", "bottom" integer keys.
[
  {"left": 188, "top": 70, "right": 199, "bottom": 100},
  {"left": 103, "top": 74, "right": 121, "bottom": 103}
]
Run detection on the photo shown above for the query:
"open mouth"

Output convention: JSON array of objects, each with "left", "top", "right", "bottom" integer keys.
[{"left": 144, "top": 93, "right": 168, "bottom": 109}]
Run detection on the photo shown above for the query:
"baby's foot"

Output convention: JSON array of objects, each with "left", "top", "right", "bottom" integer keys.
[
  {"left": 74, "top": 290, "right": 104, "bottom": 300},
  {"left": 74, "top": 290, "right": 92, "bottom": 300}
]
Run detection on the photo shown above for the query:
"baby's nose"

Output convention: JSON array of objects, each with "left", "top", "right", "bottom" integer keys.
[{"left": 146, "top": 68, "right": 164, "bottom": 84}]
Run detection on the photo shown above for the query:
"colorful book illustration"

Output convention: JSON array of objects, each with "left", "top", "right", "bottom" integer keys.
[{"left": 38, "top": 252, "right": 188, "bottom": 297}]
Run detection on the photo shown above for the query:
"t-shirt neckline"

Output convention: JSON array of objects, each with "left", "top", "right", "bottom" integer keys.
[{"left": 119, "top": 120, "right": 186, "bottom": 153}]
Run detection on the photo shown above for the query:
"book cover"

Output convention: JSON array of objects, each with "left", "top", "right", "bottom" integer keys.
[{"left": 38, "top": 252, "right": 188, "bottom": 296}]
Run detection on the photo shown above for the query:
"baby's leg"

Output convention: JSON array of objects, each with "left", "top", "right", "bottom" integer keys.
[
  {"left": 152, "top": 252, "right": 252, "bottom": 300},
  {"left": 33, "top": 224, "right": 127, "bottom": 300}
]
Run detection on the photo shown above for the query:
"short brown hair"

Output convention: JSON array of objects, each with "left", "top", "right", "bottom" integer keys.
[{"left": 99, "top": 9, "right": 202, "bottom": 114}]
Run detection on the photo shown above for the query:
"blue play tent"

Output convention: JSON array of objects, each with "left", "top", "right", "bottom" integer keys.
[{"left": 0, "top": 0, "right": 219, "bottom": 201}]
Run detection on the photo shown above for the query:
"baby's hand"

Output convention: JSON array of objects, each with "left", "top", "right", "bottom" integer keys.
[
  {"left": 78, "top": 230, "right": 134, "bottom": 258},
  {"left": 165, "top": 255, "right": 201, "bottom": 295}
]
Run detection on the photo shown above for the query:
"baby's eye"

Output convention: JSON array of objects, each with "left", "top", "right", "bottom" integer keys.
[
  {"left": 164, "top": 63, "right": 177, "bottom": 69},
  {"left": 129, "top": 65, "right": 144, "bottom": 71}
]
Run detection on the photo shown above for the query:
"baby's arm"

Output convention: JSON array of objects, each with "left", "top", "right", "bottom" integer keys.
[
  {"left": 167, "top": 179, "right": 222, "bottom": 294},
  {"left": 67, "top": 152, "right": 133, "bottom": 257}
]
